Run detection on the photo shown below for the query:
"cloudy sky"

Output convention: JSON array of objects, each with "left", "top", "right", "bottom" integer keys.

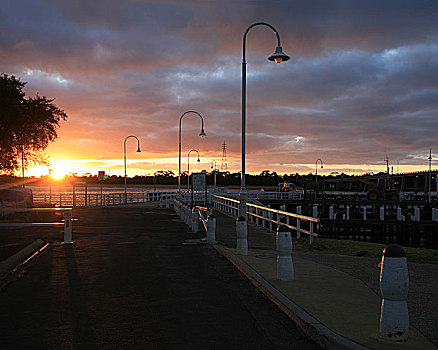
[{"left": 1, "top": 0, "right": 437, "bottom": 177}]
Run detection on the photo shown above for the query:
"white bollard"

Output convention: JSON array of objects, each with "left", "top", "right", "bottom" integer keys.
[
  {"left": 185, "top": 207, "right": 191, "bottom": 226},
  {"left": 379, "top": 244, "right": 409, "bottom": 341},
  {"left": 380, "top": 206, "right": 385, "bottom": 221},
  {"left": 276, "top": 225, "right": 294, "bottom": 281},
  {"left": 414, "top": 206, "right": 420, "bottom": 222},
  {"left": 206, "top": 214, "right": 216, "bottom": 244},
  {"left": 63, "top": 210, "right": 73, "bottom": 244},
  {"left": 191, "top": 208, "right": 198, "bottom": 232},
  {"left": 329, "top": 206, "right": 334, "bottom": 220},
  {"left": 236, "top": 216, "right": 248, "bottom": 255}
]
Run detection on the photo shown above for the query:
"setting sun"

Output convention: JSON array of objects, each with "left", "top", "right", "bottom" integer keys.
[{"left": 50, "top": 166, "right": 66, "bottom": 180}]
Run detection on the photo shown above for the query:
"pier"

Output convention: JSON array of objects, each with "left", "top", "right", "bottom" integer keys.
[{"left": 1, "top": 200, "right": 437, "bottom": 349}]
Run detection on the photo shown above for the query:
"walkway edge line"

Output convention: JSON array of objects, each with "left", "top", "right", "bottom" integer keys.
[
  {"left": 0, "top": 239, "right": 49, "bottom": 283},
  {"left": 214, "top": 244, "right": 369, "bottom": 350}
]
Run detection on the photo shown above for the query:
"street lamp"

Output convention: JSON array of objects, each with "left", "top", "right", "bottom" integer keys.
[
  {"left": 124, "top": 135, "right": 141, "bottom": 204},
  {"left": 187, "top": 149, "right": 200, "bottom": 190},
  {"left": 428, "top": 148, "right": 432, "bottom": 203},
  {"left": 178, "top": 111, "right": 206, "bottom": 199},
  {"left": 315, "top": 158, "right": 323, "bottom": 199},
  {"left": 240, "top": 22, "right": 290, "bottom": 218}
]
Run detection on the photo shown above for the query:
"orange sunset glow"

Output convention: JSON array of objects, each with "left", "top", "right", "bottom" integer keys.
[{"left": 1, "top": 1, "right": 436, "bottom": 179}]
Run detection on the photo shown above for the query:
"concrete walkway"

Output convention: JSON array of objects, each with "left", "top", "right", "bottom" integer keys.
[
  {"left": 212, "top": 210, "right": 437, "bottom": 349},
  {"left": 0, "top": 204, "right": 319, "bottom": 349}
]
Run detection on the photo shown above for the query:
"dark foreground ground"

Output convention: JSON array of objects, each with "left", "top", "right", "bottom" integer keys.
[{"left": 0, "top": 205, "right": 319, "bottom": 349}]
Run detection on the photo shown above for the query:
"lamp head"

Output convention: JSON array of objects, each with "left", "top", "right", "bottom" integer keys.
[
  {"left": 197, "top": 158, "right": 200, "bottom": 162},
  {"left": 199, "top": 128, "right": 206, "bottom": 137},
  {"left": 321, "top": 165, "right": 323, "bottom": 169},
  {"left": 268, "top": 46, "right": 290, "bottom": 63},
  {"left": 137, "top": 146, "right": 141, "bottom": 153}
]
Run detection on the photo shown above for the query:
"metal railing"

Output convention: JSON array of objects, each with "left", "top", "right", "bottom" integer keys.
[
  {"left": 0, "top": 207, "right": 74, "bottom": 243},
  {"left": 212, "top": 195, "right": 319, "bottom": 243},
  {"left": 32, "top": 191, "right": 177, "bottom": 207}
]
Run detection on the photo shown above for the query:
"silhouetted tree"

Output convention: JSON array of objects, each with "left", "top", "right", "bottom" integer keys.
[{"left": 0, "top": 74, "right": 68, "bottom": 175}]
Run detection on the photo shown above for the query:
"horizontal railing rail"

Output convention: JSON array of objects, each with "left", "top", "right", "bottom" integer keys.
[
  {"left": 212, "top": 195, "right": 319, "bottom": 243},
  {"left": 0, "top": 207, "right": 74, "bottom": 244}
]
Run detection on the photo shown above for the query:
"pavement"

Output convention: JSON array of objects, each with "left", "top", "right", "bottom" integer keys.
[
  {"left": 0, "top": 203, "right": 436, "bottom": 349},
  {"left": 0, "top": 203, "right": 319, "bottom": 349},
  {"left": 211, "top": 210, "right": 438, "bottom": 350}
]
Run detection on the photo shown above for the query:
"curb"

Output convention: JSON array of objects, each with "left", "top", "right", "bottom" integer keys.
[
  {"left": 214, "top": 244, "right": 369, "bottom": 350},
  {"left": 0, "top": 239, "right": 50, "bottom": 285}
]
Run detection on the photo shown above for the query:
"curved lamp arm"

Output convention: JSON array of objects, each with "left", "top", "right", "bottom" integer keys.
[{"left": 178, "top": 111, "right": 206, "bottom": 197}]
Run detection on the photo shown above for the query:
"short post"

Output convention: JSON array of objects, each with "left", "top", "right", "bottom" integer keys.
[
  {"left": 296, "top": 206, "right": 301, "bottom": 239},
  {"left": 346, "top": 205, "right": 350, "bottom": 220},
  {"left": 63, "top": 210, "right": 73, "bottom": 244},
  {"left": 329, "top": 206, "right": 334, "bottom": 220},
  {"left": 362, "top": 206, "right": 367, "bottom": 220},
  {"left": 236, "top": 216, "right": 248, "bottom": 255},
  {"left": 191, "top": 208, "right": 198, "bottom": 232},
  {"left": 206, "top": 214, "right": 216, "bottom": 244},
  {"left": 380, "top": 206, "right": 385, "bottom": 221},
  {"left": 276, "top": 224, "right": 294, "bottom": 281},
  {"left": 414, "top": 206, "right": 420, "bottom": 222},
  {"left": 379, "top": 244, "right": 409, "bottom": 341}
]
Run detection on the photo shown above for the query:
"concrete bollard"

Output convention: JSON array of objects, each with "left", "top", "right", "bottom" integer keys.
[
  {"left": 276, "top": 224, "right": 294, "bottom": 281},
  {"left": 380, "top": 206, "right": 385, "bottom": 221},
  {"left": 185, "top": 207, "right": 191, "bottom": 226},
  {"left": 329, "top": 206, "right": 334, "bottom": 220},
  {"left": 296, "top": 206, "right": 301, "bottom": 239},
  {"left": 63, "top": 210, "right": 73, "bottom": 244},
  {"left": 236, "top": 216, "right": 248, "bottom": 255},
  {"left": 414, "top": 206, "right": 420, "bottom": 222},
  {"left": 206, "top": 214, "right": 216, "bottom": 244},
  {"left": 379, "top": 244, "right": 409, "bottom": 342},
  {"left": 191, "top": 208, "right": 198, "bottom": 232}
]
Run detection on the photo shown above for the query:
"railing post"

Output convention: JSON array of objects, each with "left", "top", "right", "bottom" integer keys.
[
  {"left": 310, "top": 222, "right": 314, "bottom": 245},
  {"left": 63, "top": 210, "right": 73, "bottom": 244},
  {"left": 191, "top": 208, "right": 198, "bottom": 232},
  {"left": 380, "top": 206, "right": 385, "bottom": 221},
  {"left": 296, "top": 206, "right": 301, "bottom": 239},
  {"left": 207, "top": 214, "right": 216, "bottom": 244}
]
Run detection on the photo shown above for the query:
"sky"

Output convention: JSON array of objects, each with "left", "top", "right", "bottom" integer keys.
[{"left": 1, "top": 0, "right": 437, "bottom": 177}]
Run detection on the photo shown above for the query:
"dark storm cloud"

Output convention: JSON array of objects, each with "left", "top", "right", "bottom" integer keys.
[{"left": 1, "top": 0, "right": 437, "bottom": 173}]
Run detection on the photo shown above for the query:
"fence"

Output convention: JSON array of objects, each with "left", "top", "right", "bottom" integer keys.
[
  {"left": 212, "top": 195, "right": 319, "bottom": 243},
  {"left": 32, "top": 191, "right": 177, "bottom": 207},
  {"left": 0, "top": 207, "right": 73, "bottom": 244}
]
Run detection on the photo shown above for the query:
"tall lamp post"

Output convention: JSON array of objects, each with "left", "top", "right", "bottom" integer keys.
[
  {"left": 428, "top": 148, "right": 432, "bottom": 203},
  {"left": 239, "top": 22, "right": 290, "bottom": 218},
  {"left": 315, "top": 158, "right": 323, "bottom": 199},
  {"left": 124, "top": 135, "right": 141, "bottom": 204},
  {"left": 187, "top": 149, "right": 200, "bottom": 190},
  {"left": 178, "top": 111, "right": 206, "bottom": 199}
]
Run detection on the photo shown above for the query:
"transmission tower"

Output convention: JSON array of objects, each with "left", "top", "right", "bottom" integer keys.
[{"left": 221, "top": 140, "right": 228, "bottom": 172}]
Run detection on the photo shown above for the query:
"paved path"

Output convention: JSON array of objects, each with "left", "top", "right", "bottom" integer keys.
[
  {"left": 0, "top": 205, "right": 319, "bottom": 349},
  {"left": 212, "top": 210, "right": 437, "bottom": 349}
]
